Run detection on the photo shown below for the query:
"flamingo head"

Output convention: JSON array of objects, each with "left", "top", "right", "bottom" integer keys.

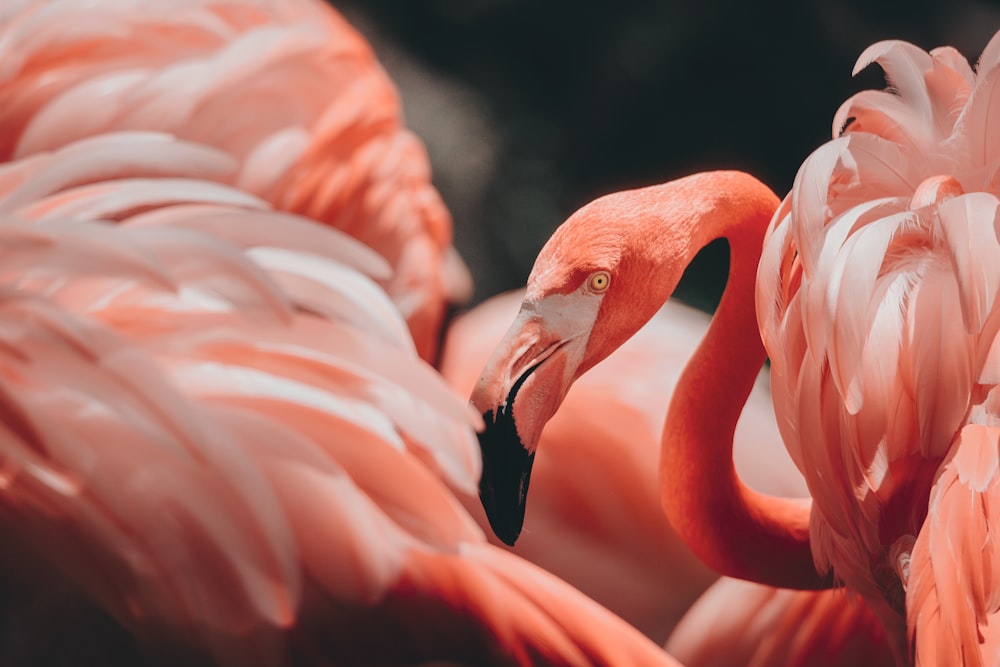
[{"left": 470, "top": 182, "right": 693, "bottom": 545}]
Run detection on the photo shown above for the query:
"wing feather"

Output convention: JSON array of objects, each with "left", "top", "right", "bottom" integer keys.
[{"left": 909, "top": 424, "right": 1000, "bottom": 667}]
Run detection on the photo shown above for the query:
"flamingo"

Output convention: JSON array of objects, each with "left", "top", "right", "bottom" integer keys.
[
  {"left": 469, "top": 170, "right": 821, "bottom": 578},
  {"left": 0, "top": 0, "right": 469, "bottom": 363},
  {"left": 467, "top": 168, "right": 904, "bottom": 659},
  {"left": 755, "top": 31, "right": 1000, "bottom": 665},
  {"left": 440, "top": 288, "right": 808, "bottom": 642}
]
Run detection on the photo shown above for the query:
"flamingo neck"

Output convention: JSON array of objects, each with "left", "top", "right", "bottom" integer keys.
[{"left": 657, "top": 176, "right": 830, "bottom": 590}]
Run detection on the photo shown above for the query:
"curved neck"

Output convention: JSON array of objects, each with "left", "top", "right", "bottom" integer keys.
[{"left": 657, "top": 174, "right": 831, "bottom": 590}]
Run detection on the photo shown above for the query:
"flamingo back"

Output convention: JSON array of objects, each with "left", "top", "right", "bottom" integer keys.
[{"left": 0, "top": 0, "right": 461, "bottom": 361}]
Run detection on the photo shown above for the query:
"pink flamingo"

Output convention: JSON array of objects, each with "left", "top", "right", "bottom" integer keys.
[
  {"left": 756, "top": 32, "right": 1000, "bottom": 664},
  {"left": 440, "top": 288, "right": 808, "bottom": 642},
  {"left": 0, "top": 0, "right": 468, "bottom": 362},
  {"left": 469, "top": 170, "right": 821, "bottom": 583}
]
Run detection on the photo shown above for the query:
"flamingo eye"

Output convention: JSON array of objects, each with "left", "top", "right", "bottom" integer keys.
[{"left": 587, "top": 271, "right": 611, "bottom": 293}]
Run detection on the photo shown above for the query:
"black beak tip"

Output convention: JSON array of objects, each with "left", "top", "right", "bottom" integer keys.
[
  {"left": 477, "top": 409, "right": 534, "bottom": 547},
  {"left": 488, "top": 511, "right": 522, "bottom": 547}
]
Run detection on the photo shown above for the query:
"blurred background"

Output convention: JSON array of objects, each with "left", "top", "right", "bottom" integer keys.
[{"left": 335, "top": 0, "right": 1000, "bottom": 312}]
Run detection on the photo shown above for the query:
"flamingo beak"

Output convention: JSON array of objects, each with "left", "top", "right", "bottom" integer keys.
[{"left": 470, "top": 306, "right": 583, "bottom": 545}]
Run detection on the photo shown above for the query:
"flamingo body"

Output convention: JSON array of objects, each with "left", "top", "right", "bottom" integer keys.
[
  {"left": 0, "top": 129, "right": 683, "bottom": 666},
  {"left": 0, "top": 1, "right": 685, "bottom": 662},
  {"left": 756, "top": 31, "right": 1000, "bottom": 664}
]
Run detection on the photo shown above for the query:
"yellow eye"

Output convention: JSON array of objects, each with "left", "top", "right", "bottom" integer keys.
[{"left": 587, "top": 271, "right": 611, "bottom": 292}]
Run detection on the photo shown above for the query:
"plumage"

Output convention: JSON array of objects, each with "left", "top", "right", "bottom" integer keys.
[
  {"left": 0, "top": 130, "right": 685, "bottom": 666},
  {"left": 757, "top": 28, "right": 1000, "bottom": 665},
  {"left": 665, "top": 577, "right": 893, "bottom": 667},
  {"left": 0, "top": 0, "right": 464, "bottom": 361}
]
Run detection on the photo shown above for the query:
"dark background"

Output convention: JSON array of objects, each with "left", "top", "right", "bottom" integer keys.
[{"left": 336, "top": 0, "right": 1000, "bottom": 311}]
